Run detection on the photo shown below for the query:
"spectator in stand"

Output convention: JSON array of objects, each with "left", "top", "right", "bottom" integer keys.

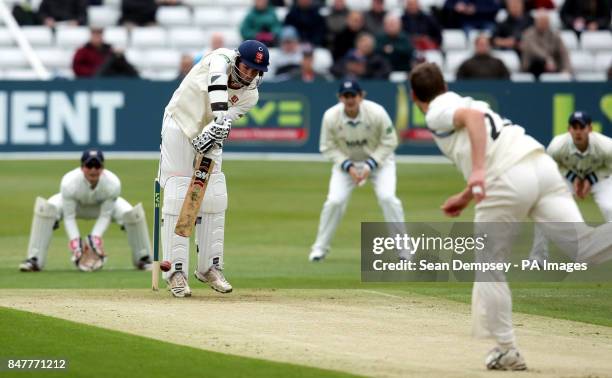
[
  {"left": 608, "top": 64, "right": 612, "bottom": 80},
  {"left": 210, "top": 32, "right": 224, "bottom": 50},
  {"left": 332, "top": 11, "right": 366, "bottom": 62},
  {"left": 193, "top": 32, "right": 225, "bottom": 63},
  {"left": 274, "top": 26, "right": 303, "bottom": 76},
  {"left": 333, "top": 33, "right": 391, "bottom": 79},
  {"left": 364, "top": 0, "right": 387, "bottom": 35},
  {"left": 524, "top": 0, "right": 555, "bottom": 11},
  {"left": 521, "top": 10, "right": 572, "bottom": 79},
  {"left": 240, "top": 0, "right": 282, "bottom": 46},
  {"left": 443, "top": 0, "right": 502, "bottom": 33},
  {"left": 401, "top": 0, "right": 443, "bottom": 50},
  {"left": 492, "top": 0, "right": 533, "bottom": 52},
  {"left": 560, "top": 0, "right": 611, "bottom": 34},
  {"left": 96, "top": 51, "right": 139, "bottom": 78},
  {"left": 72, "top": 28, "right": 112, "bottom": 77},
  {"left": 120, "top": 0, "right": 157, "bottom": 26},
  {"left": 176, "top": 53, "right": 193, "bottom": 81},
  {"left": 457, "top": 34, "right": 510, "bottom": 79},
  {"left": 38, "top": 0, "right": 87, "bottom": 27},
  {"left": 12, "top": 2, "right": 41, "bottom": 25},
  {"left": 288, "top": 45, "right": 333, "bottom": 82},
  {"left": 332, "top": 51, "right": 367, "bottom": 79},
  {"left": 325, "top": 0, "right": 349, "bottom": 48},
  {"left": 284, "top": 0, "right": 326, "bottom": 46},
  {"left": 376, "top": 13, "right": 414, "bottom": 71}
]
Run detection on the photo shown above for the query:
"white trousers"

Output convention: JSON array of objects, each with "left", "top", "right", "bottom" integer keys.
[
  {"left": 531, "top": 176, "right": 612, "bottom": 262},
  {"left": 472, "top": 152, "right": 612, "bottom": 345},
  {"left": 312, "top": 159, "right": 406, "bottom": 253}
]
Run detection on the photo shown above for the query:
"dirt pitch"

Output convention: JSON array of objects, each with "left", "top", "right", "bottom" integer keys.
[{"left": 1, "top": 289, "right": 611, "bottom": 378}]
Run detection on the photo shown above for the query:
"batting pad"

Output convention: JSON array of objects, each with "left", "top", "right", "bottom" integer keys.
[
  {"left": 161, "top": 176, "right": 191, "bottom": 279},
  {"left": 195, "top": 211, "right": 225, "bottom": 273},
  {"left": 199, "top": 172, "right": 228, "bottom": 213},
  {"left": 123, "top": 203, "right": 152, "bottom": 266},
  {"left": 27, "top": 197, "right": 59, "bottom": 269}
]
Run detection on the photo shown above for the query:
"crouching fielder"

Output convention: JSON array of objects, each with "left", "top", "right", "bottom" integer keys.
[
  {"left": 159, "top": 40, "right": 269, "bottom": 297},
  {"left": 310, "top": 80, "right": 407, "bottom": 262},
  {"left": 20, "top": 149, "right": 153, "bottom": 272}
]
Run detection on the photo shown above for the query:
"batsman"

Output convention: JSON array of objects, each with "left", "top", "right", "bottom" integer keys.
[{"left": 158, "top": 40, "right": 269, "bottom": 297}]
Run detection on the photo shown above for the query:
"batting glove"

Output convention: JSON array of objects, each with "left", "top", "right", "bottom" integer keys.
[
  {"left": 209, "top": 118, "right": 232, "bottom": 141},
  {"left": 191, "top": 129, "right": 216, "bottom": 154}
]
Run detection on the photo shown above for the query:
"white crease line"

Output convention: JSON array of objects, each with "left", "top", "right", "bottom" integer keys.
[{"left": 358, "top": 289, "right": 404, "bottom": 299}]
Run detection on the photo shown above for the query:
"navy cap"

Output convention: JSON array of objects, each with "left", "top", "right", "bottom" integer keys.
[
  {"left": 81, "top": 149, "right": 105, "bottom": 165},
  {"left": 338, "top": 80, "right": 362, "bottom": 95},
  {"left": 568, "top": 111, "right": 591, "bottom": 126}
]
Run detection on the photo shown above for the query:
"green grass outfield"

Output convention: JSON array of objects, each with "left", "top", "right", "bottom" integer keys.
[{"left": 1, "top": 159, "right": 610, "bottom": 375}]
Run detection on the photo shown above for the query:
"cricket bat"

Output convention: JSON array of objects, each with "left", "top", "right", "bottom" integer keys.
[{"left": 174, "top": 153, "right": 215, "bottom": 237}]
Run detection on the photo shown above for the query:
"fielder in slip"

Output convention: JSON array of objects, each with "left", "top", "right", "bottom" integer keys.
[
  {"left": 310, "top": 80, "right": 407, "bottom": 262},
  {"left": 20, "top": 149, "right": 153, "bottom": 273},
  {"left": 530, "top": 111, "right": 612, "bottom": 264},
  {"left": 409, "top": 62, "right": 612, "bottom": 371},
  {"left": 159, "top": 40, "right": 269, "bottom": 298}
]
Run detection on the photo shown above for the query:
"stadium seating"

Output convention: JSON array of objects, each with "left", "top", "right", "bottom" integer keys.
[
  {"left": 560, "top": 30, "right": 579, "bottom": 50},
  {"left": 156, "top": 6, "right": 193, "bottom": 27},
  {"left": 492, "top": 50, "right": 520, "bottom": 73},
  {"left": 88, "top": 6, "right": 120, "bottom": 28},
  {"left": 570, "top": 51, "right": 596, "bottom": 74},
  {"left": 55, "top": 27, "right": 90, "bottom": 50},
  {"left": 442, "top": 30, "right": 468, "bottom": 51},
  {"left": 103, "top": 27, "right": 129, "bottom": 49},
  {"left": 131, "top": 27, "right": 168, "bottom": 48},
  {"left": 581, "top": 31, "right": 612, "bottom": 52},
  {"left": 21, "top": 26, "right": 53, "bottom": 46},
  {"left": 168, "top": 27, "right": 207, "bottom": 50},
  {"left": 0, "top": 0, "right": 609, "bottom": 81},
  {"left": 193, "top": 7, "right": 229, "bottom": 28},
  {"left": 0, "top": 48, "right": 28, "bottom": 69}
]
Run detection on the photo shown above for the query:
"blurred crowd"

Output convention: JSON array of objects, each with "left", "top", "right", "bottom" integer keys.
[{"left": 9, "top": 0, "right": 612, "bottom": 81}]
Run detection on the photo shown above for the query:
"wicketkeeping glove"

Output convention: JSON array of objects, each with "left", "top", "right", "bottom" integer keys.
[{"left": 68, "top": 238, "right": 83, "bottom": 264}]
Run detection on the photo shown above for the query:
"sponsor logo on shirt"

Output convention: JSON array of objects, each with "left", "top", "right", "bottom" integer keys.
[{"left": 346, "top": 139, "right": 368, "bottom": 147}]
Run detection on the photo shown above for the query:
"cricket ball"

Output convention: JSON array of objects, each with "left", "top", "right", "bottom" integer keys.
[{"left": 160, "top": 260, "right": 171, "bottom": 272}]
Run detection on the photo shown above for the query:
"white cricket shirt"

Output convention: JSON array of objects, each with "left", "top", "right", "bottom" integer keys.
[
  {"left": 319, "top": 99, "right": 398, "bottom": 166},
  {"left": 426, "top": 91, "right": 543, "bottom": 180}
]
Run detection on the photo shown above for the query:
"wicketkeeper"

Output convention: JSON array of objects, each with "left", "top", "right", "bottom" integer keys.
[
  {"left": 159, "top": 40, "right": 269, "bottom": 297},
  {"left": 19, "top": 149, "right": 153, "bottom": 272}
]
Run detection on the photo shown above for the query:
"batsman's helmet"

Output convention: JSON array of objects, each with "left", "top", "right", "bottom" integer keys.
[{"left": 232, "top": 40, "right": 269, "bottom": 89}]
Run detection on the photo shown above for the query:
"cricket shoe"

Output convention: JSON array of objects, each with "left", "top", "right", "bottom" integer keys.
[
  {"left": 166, "top": 271, "right": 192, "bottom": 298},
  {"left": 485, "top": 347, "right": 527, "bottom": 371},
  {"left": 308, "top": 248, "right": 328, "bottom": 262},
  {"left": 19, "top": 257, "right": 40, "bottom": 272},
  {"left": 136, "top": 255, "right": 153, "bottom": 271},
  {"left": 194, "top": 266, "right": 233, "bottom": 293}
]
